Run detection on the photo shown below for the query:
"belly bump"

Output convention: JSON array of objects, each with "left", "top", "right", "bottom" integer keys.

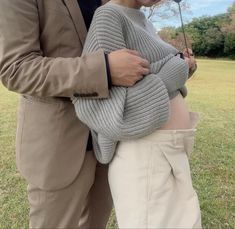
[{"left": 160, "top": 94, "right": 191, "bottom": 130}]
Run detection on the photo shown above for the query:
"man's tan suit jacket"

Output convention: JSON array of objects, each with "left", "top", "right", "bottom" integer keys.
[{"left": 0, "top": 0, "right": 110, "bottom": 190}]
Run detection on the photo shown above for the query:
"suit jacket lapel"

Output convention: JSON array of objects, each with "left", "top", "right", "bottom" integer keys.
[
  {"left": 102, "top": 0, "right": 110, "bottom": 4},
  {"left": 64, "top": 0, "right": 87, "bottom": 46},
  {"left": 64, "top": 0, "right": 109, "bottom": 46}
]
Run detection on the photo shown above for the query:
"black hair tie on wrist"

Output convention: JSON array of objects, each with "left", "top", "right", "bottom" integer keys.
[{"left": 175, "top": 52, "right": 184, "bottom": 59}]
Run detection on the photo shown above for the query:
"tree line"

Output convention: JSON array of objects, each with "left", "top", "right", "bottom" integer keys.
[{"left": 159, "top": 2, "right": 235, "bottom": 59}]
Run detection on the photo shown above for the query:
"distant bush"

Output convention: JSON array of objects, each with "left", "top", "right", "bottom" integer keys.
[{"left": 158, "top": 2, "right": 235, "bottom": 59}]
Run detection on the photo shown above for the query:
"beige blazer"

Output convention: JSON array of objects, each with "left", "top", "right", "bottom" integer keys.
[{"left": 0, "top": 0, "right": 110, "bottom": 190}]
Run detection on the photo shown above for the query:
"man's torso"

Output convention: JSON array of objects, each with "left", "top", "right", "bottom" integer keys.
[{"left": 15, "top": 0, "right": 105, "bottom": 190}]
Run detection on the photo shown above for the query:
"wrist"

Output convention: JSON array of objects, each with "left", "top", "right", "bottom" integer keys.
[
  {"left": 104, "top": 53, "right": 112, "bottom": 89},
  {"left": 175, "top": 52, "right": 184, "bottom": 59}
]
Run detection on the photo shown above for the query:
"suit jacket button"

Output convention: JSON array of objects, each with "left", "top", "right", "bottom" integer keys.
[
  {"left": 73, "top": 93, "right": 80, "bottom": 97},
  {"left": 91, "top": 92, "right": 98, "bottom": 97}
]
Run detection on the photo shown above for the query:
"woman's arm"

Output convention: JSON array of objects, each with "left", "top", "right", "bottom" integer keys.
[
  {"left": 83, "top": 7, "right": 126, "bottom": 54},
  {"left": 149, "top": 54, "right": 175, "bottom": 73},
  {"left": 150, "top": 56, "right": 189, "bottom": 96}
]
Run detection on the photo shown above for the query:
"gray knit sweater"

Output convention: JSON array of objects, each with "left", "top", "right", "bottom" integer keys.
[{"left": 74, "top": 3, "right": 189, "bottom": 164}]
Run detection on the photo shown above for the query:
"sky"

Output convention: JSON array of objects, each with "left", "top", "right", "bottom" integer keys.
[{"left": 148, "top": 0, "right": 234, "bottom": 30}]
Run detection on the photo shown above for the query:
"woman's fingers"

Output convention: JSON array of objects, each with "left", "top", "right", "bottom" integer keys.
[{"left": 183, "top": 48, "right": 194, "bottom": 58}]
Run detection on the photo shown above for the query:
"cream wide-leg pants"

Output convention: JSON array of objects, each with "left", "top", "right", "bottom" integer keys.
[{"left": 108, "top": 112, "right": 202, "bottom": 229}]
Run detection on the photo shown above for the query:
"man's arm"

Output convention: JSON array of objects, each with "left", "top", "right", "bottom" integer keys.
[{"left": 0, "top": 0, "right": 109, "bottom": 98}]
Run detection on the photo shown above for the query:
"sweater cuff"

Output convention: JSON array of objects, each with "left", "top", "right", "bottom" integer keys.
[
  {"left": 169, "top": 86, "right": 188, "bottom": 100},
  {"left": 104, "top": 53, "right": 112, "bottom": 90},
  {"left": 179, "top": 86, "right": 188, "bottom": 98},
  {"left": 175, "top": 52, "right": 184, "bottom": 59},
  {"left": 169, "top": 90, "right": 180, "bottom": 100}
]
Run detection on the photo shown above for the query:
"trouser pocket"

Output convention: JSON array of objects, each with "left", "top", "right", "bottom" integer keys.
[{"left": 184, "top": 132, "right": 196, "bottom": 158}]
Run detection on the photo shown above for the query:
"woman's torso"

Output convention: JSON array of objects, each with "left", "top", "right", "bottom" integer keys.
[
  {"left": 160, "top": 94, "right": 191, "bottom": 130},
  {"left": 87, "top": 3, "right": 191, "bottom": 131},
  {"left": 105, "top": 3, "right": 191, "bottom": 130}
]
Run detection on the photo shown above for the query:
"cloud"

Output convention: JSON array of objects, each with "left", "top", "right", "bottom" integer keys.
[{"left": 189, "top": 0, "right": 234, "bottom": 13}]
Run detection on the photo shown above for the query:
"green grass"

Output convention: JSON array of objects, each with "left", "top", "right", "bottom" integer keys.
[{"left": 0, "top": 59, "right": 235, "bottom": 229}]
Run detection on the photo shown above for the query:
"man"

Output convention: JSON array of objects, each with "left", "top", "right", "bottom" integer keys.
[{"left": 0, "top": 0, "right": 150, "bottom": 228}]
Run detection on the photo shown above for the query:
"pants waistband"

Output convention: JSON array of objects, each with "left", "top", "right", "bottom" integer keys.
[{"left": 129, "top": 112, "right": 200, "bottom": 145}]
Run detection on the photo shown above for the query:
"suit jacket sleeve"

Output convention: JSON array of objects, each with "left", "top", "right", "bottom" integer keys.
[{"left": 0, "top": 0, "right": 109, "bottom": 98}]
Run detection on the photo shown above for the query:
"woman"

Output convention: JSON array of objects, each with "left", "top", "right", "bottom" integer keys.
[{"left": 73, "top": 0, "right": 201, "bottom": 228}]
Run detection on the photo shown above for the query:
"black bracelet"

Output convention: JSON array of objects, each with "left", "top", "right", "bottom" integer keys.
[{"left": 175, "top": 52, "right": 184, "bottom": 59}]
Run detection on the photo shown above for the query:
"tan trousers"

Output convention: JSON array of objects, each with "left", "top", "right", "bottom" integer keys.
[
  {"left": 27, "top": 151, "right": 113, "bottom": 229},
  {"left": 108, "top": 113, "right": 202, "bottom": 228}
]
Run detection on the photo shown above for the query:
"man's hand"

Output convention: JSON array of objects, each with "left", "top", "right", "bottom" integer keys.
[{"left": 108, "top": 49, "right": 150, "bottom": 87}]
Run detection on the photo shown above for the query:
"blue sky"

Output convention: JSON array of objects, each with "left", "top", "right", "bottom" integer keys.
[{"left": 148, "top": 0, "right": 234, "bottom": 30}]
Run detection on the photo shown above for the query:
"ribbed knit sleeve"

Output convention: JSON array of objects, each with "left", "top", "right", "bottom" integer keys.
[
  {"left": 149, "top": 54, "right": 174, "bottom": 73},
  {"left": 83, "top": 7, "right": 126, "bottom": 53},
  {"left": 74, "top": 6, "right": 171, "bottom": 163},
  {"left": 153, "top": 56, "right": 188, "bottom": 95},
  {"left": 150, "top": 55, "right": 189, "bottom": 98}
]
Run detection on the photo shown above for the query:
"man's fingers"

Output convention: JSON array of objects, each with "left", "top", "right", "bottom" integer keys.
[
  {"left": 134, "top": 75, "right": 143, "bottom": 82},
  {"left": 139, "top": 58, "right": 150, "bottom": 68},
  {"left": 124, "top": 49, "right": 150, "bottom": 68},
  {"left": 110, "top": 49, "right": 150, "bottom": 87},
  {"left": 140, "top": 67, "right": 150, "bottom": 76},
  {"left": 125, "top": 49, "right": 140, "bottom": 57},
  {"left": 131, "top": 75, "right": 143, "bottom": 86}
]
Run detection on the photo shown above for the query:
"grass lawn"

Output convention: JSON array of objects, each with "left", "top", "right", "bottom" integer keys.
[{"left": 0, "top": 59, "right": 235, "bottom": 228}]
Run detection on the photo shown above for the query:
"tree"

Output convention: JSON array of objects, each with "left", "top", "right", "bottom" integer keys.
[
  {"left": 222, "top": 2, "right": 235, "bottom": 57},
  {"left": 151, "top": 0, "right": 235, "bottom": 58},
  {"left": 184, "top": 14, "right": 227, "bottom": 57},
  {"left": 142, "top": 0, "right": 190, "bottom": 21},
  {"left": 158, "top": 27, "right": 192, "bottom": 51},
  {"left": 224, "top": 33, "right": 235, "bottom": 56}
]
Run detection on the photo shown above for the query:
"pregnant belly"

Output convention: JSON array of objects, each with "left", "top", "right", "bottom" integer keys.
[{"left": 160, "top": 93, "right": 191, "bottom": 130}]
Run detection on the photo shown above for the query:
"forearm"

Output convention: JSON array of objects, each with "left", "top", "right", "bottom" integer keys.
[
  {"left": 75, "top": 7, "right": 172, "bottom": 139},
  {"left": 168, "top": 86, "right": 188, "bottom": 100},
  {"left": 0, "top": 0, "right": 109, "bottom": 98},
  {"left": 153, "top": 56, "right": 189, "bottom": 95},
  {"left": 0, "top": 51, "right": 109, "bottom": 98},
  {"left": 150, "top": 54, "right": 175, "bottom": 74}
]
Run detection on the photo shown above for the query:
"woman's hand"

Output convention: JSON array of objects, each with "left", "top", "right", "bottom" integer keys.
[{"left": 183, "top": 48, "right": 197, "bottom": 78}]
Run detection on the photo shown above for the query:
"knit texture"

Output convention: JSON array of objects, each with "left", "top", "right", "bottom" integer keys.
[{"left": 74, "top": 3, "right": 189, "bottom": 164}]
